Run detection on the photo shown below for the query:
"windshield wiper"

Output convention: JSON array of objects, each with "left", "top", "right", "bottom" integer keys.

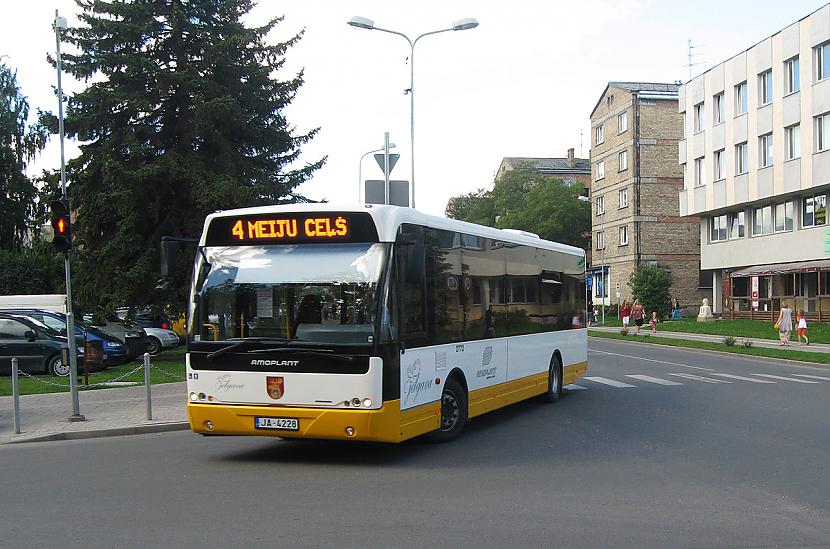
[
  {"left": 248, "top": 348, "right": 354, "bottom": 362},
  {"left": 206, "top": 338, "right": 291, "bottom": 360}
]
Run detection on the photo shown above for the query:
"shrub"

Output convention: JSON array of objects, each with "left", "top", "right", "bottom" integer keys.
[
  {"left": 723, "top": 336, "right": 736, "bottom": 346},
  {"left": 742, "top": 338, "right": 753, "bottom": 348},
  {"left": 629, "top": 265, "right": 672, "bottom": 319}
]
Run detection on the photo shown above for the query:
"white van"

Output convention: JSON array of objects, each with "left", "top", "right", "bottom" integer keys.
[{"left": 0, "top": 294, "right": 67, "bottom": 313}]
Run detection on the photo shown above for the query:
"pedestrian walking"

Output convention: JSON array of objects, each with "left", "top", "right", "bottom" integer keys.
[
  {"left": 620, "top": 300, "right": 631, "bottom": 329},
  {"left": 775, "top": 305, "right": 793, "bottom": 346},
  {"left": 587, "top": 298, "right": 595, "bottom": 327},
  {"left": 649, "top": 311, "right": 658, "bottom": 333},
  {"left": 796, "top": 310, "right": 809, "bottom": 346},
  {"left": 631, "top": 299, "right": 645, "bottom": 334}
]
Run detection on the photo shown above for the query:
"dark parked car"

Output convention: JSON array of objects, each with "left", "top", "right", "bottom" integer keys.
[
  {"left": 0, "top": 309, "right": 130, "bottom": 366},
  {"left": 0, "top": 313, "right": 86, "bottom": 376},
  {"left": 115, "top": 307, "right": 174, "bottom": 330}
]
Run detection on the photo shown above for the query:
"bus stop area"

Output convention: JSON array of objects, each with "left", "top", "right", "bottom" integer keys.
[{"left": 0, "top": 381, "right": 188, "bottom": 444}]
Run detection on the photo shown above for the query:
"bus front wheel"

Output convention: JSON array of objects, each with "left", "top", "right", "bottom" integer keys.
[
  {"left": 427, "top": 377, "right": 468, "bottom": 443},
  {"left": 542, "top": 355, "right": 563, "bottom": 403}
]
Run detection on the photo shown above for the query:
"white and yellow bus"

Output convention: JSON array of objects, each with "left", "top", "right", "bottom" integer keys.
[{"left": 185, "top": 204, "right": 587, "bottom": 442}]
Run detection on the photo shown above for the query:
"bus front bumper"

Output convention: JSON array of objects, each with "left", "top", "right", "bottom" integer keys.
[{"left": 187, "top": 400, "right": 439, "bottom": 443}]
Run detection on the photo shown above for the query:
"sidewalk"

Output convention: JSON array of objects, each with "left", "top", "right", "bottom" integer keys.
[
  {"left": 589, "top": 325, "right": 830, "bottom": 354},
  {"left": 0, "top": 381, "right": 189, "bottom": 444}
]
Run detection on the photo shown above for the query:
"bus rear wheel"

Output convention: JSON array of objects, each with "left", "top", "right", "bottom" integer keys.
[
  {"left": 542, "top": 355, "right": 563, "bottom": 403},
  {"left": 427, "top": 377, "right": 468, "bottom": 443}
]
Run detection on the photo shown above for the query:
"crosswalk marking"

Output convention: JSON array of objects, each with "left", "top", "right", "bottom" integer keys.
[
  {"left": 668, "top": 372, "right": 731, "bottom": 384},
  {"left": 564, "top": 384, "right": 587, "bottom": 390},
  {"left": 625, "top": 375, "right": 683, "bottom": 386},
  {"left": 752, "top": 374, "right": 821, "bottom": 384},
  {"left": 792, "top": 374, "right": 830, "bottom": 381},
  {"left": 711, "top": 373, "right": 776, "bottom": 384},
  {"left": 583, "top": 376, "right": 637, "bottom": 388}
]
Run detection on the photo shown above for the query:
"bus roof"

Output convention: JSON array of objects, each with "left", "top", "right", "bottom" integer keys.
[{"left": 201, "top": 204, "right": 585, "bottom": 257}]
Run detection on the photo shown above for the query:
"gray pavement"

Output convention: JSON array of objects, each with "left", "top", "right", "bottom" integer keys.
[
  {"left": 0, "top": 381, "right": 188, "bottom": 444},
  {"left": 590, "top": 323, "right": 830, "bottom": 354}
]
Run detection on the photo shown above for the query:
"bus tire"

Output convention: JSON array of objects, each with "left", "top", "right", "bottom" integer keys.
[
  {"left": 427, "top": 377, "right": 468, "bottom": 443},
  {"left": 542, "top": 355, "right": 563, "bottom": 403}
]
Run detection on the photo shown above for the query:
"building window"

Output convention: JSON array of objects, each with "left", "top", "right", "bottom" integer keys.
[
  {"left": 774, "top": 201, "right": 794, "bottom": 232},
  {"left": 759, "top": 70, "right": 773, "bottom": 105},
  {"left": 735, "top": 81, "right": 748, "bottom": 115},
  {"left": 619, "top": 225, "right": 628, "bottom": 246},
  {"left": 618, "top": 150, "right": 628, "bottom": 171},
  {"left": 596, "top": 195, "right": 604, "bottom": 215},
  {"left": 596, "top": 161, "right": 605, "bottom": 181},
  {"left": 682, "top": 163, "right": 687, "bottom": 190},
  {"left": 595, "top": 124, "right": 604, "bottom": 145},
  {"left": 728, "top": 211, "right": 745, "bottom": 239},
  {"left": 694, "top": 102, "right": 705, "bottom": 132},
  {"left": 710, "top": 214, "right": 728, "bottom": 242},
  {"left": 803, "top": 193, "right": 828, "bottom": 227},
  {"left": 759, "top": 133, "right": 773, "bottom": 168},
  {"left": 619, "top": 187, "right": 628, "bottom": 208},
  {"left": 596, "top": 230, "right": 605, "bottom": 250},
  {"left": 618, "top": 112, "right": 628, "bottom": 133},
  {"left": 713, "top": 92, "right": 725, "bottom": 125},
  {"left": 735, "top": 142, "right": 749, "bottom": 174},
  {"left": 816, "top": 113, "right": 830, "bottom": 152},
  {"left": 694, "top": 157, "right": 704, "bottom": 187},
  {"left": 785, "top": 124, "right": 800, "bottom": 160},
  {"left": 713, "top": 149, "right": 725, "bottom": 181},
  {"left": 785, "top": 56, "right": 800, "bottom": 94},
  {"left": 682, "top": 112, "right": 686, "bottom": 138},
  {"left": 816, "top": 41, "right": 830, "bottom": 81},
  {"left": 752, "top": 205, "right": 774, "bottom": 235}
]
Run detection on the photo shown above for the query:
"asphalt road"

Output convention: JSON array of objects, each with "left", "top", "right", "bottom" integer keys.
[{"left": 2, "top": 338, "right": 829, "bottom": 548}]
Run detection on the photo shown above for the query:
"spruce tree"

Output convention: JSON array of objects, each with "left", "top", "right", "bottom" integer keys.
[{"left": 54, "top": 0, "right": 324, "bottom": 313}]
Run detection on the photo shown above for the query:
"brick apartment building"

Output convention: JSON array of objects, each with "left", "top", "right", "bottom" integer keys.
[{"left": 589, "top": 82, "right": 707, "bottom": 313}]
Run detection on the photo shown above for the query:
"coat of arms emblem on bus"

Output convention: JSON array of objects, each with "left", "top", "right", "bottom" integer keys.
[{"left": 266, "top": 376, "right": 285, "bottom": 400}]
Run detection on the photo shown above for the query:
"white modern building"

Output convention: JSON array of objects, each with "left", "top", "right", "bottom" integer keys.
[{"left": 679, "top": 4, "right": 830, "bottom": 321}]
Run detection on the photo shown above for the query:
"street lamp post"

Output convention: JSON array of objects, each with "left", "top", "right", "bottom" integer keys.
[
  {"left": 347, "top": 16, "right": 478, "bottom": 209},
  {"left": 358, "top": 141, "right": 396, "bottom": 204},
  {"left": 579, "top": 195, "right": 605, "bottom": 325}
]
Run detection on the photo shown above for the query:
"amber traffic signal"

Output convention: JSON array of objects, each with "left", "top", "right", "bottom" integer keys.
[{"left": 50, "top": 199, "right": 72, "bottom": 253}]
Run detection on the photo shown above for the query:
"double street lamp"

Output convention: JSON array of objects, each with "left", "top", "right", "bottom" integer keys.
[{"left": 347, "top": 16, "right": 479, "bottom": 209}]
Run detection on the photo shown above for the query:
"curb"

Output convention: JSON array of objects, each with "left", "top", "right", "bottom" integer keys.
[
  {"left": 588, "top": 333, "right": 830, "bottom": 368},
  {"left": 3, "top": 421, "right": 190, "bottom": 445}
]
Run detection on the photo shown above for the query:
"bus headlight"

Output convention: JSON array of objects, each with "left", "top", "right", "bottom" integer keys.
[
  {"left": 351, "top": 398, "right": 361, "bottom": 407},
  {"left": 362, "top": 398, "right": 372, "bottom": 408},
  {"left": 189, "top": 392, "right": 198, "bottom": 401}
]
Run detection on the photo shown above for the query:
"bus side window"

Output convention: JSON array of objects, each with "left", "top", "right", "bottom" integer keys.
[{"left": 396, "top": 225, "right": 427, "bottom": 347}]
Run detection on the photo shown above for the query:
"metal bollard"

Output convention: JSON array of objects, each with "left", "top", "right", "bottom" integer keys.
[
  {"left": 12, "top": 357, "right": 21, "bottom": 434},
  {"left": 143, "top": 352, "right": 153, "bottom": 421}
]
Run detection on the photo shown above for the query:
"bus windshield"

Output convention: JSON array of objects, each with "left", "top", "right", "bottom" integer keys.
[{"left": 189, "top": 243, "right": 388, "bottom": 345}]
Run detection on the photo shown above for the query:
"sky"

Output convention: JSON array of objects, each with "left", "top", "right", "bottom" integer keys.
[{"left": 2, "top": 0, "right": 828, "bottom": 216}]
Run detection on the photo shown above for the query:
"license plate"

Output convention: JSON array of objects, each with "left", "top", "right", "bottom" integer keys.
[{"left": 254, "top": 417, "right": 299, "bottom": 431}]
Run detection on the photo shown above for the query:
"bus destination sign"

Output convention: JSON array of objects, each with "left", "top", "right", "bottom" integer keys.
[{"left": 205, "top": 212, "right": 379, "bottom": 246}]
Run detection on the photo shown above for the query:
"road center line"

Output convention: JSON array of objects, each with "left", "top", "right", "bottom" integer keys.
[
  {"left": 752, "top": 374, "right": 821, "bottom": 384},
  {"left": 589, "top": 349, "right": 714, "bottom": 371},
  {"left": 625, "top": 374, "right": 683, "bottom": 386},
  {"left": 712, "top": 373, "right": 776, "bottom": 383}
]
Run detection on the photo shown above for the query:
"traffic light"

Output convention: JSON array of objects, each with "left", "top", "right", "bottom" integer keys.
[{"left": 50, "top": 198, "right": 72, "bottom": 253}]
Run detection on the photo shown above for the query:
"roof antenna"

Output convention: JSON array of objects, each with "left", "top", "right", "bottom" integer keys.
[{"left": 684, "top": 38, "right": 705, "bottom": 81}]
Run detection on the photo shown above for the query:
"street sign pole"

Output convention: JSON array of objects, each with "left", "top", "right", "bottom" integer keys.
[
  {"left": 383, "top": 132, "right": 391, "bottom": 205},
  {"left": 55, "top": 10, "right": 84, "bottom": 422}
]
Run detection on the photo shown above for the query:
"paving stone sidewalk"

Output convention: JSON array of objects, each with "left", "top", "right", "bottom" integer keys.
[
  {"left": 589, "top": 325, "right": 830, "bottom": 354},
  {"left": 0, "top": 381, "right": 188, "bottom": 444}
]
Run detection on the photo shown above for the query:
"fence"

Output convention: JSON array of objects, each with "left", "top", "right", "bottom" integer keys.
[{"left": 8, "top": 352, "right": 185, "bottom": 436}]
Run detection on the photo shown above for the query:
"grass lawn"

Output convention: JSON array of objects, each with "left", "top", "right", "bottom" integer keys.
[
  {"left": 589, "top": 330, "right": 830, "bottom": 365},
  {"left": 0, "top": 347, "right": 186, "bottom": 397},
  {"left": 593, "top": 317, "right": 830, "bottom": 344}
]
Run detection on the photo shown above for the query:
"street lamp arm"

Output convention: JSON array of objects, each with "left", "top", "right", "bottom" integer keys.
[{"left": 368, "top": 26, "right": 414, "bottom": 49}]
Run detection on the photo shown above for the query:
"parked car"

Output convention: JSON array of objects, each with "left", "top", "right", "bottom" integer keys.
[
  {"left": 0, "top": 313, "right": 86, "bottom": 376},
  {"left": 0, "top": 309, "right": 130, "bottom": 366},
  {"left": 115, "top": 307, "right": 174, "bottom": 331},
  {"left": 82, "top": 314, "right": 148, "bottom": 362},
  {"left": 142, "top": 327, "right": 181, "bottom": 355}
]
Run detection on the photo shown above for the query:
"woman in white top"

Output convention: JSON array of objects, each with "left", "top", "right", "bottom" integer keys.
[{"left": 776, "top": 305, "right": 793, "bottom": 346}]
